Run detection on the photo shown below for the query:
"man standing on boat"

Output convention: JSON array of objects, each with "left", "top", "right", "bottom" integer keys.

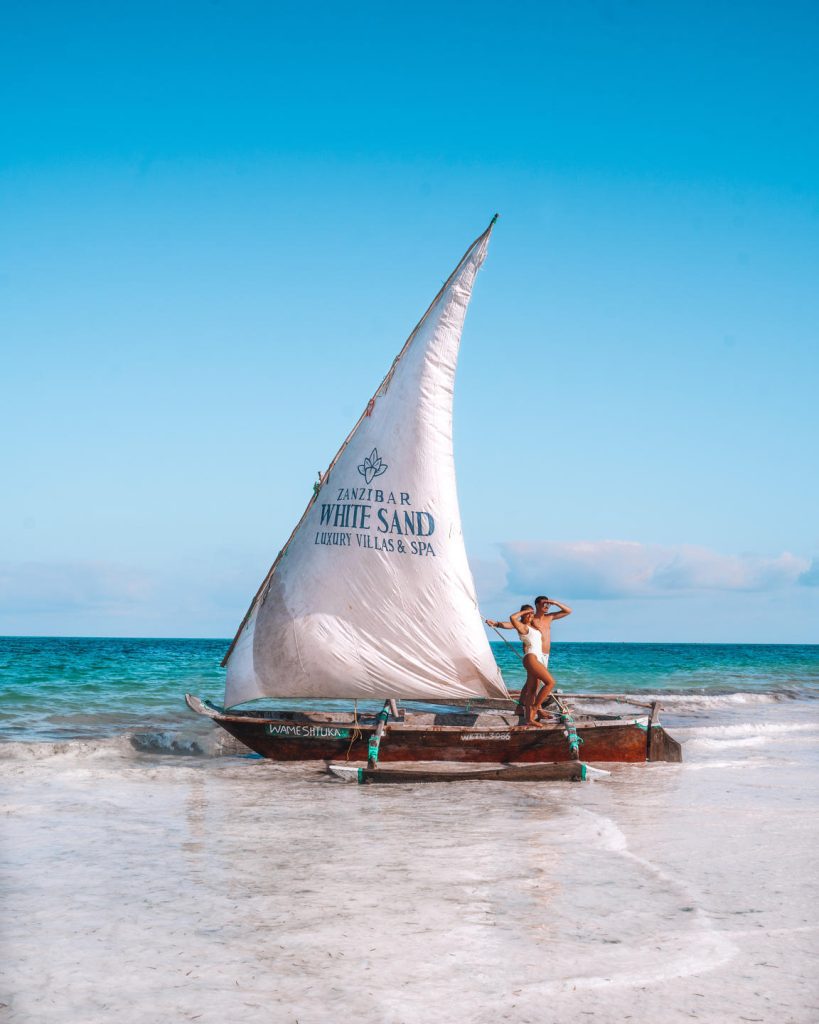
[
  {"left": 532, "top": 595, "right": 572, "bottom": 663},
  {"left": 486, "top": 596, "right": 572, "bottom": 724}
]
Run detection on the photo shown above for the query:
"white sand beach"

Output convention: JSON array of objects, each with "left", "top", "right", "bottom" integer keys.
[{"left": 2, "top": 698, "right": 817, "bottom": 1024}]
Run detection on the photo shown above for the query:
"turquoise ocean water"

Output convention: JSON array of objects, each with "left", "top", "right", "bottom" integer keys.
[{"left": 1, "top": 635, "right": 817, "bottom": 744}]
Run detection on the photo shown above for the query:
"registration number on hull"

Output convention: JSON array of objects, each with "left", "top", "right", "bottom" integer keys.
[
  {"left": 460, "top": 732, "right": 511, "bottom": 742},
  {"left": 265, "top": 723, "right": 351, "bottom": 739}
]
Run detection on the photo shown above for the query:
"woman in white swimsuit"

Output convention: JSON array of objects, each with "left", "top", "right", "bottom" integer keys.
[{"left": 486, "top": 604, "right": 556, "bottom": 726}]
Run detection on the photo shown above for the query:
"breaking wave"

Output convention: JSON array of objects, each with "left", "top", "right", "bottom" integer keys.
[
  {"left": 681, "top": 720, "right": 819, "bottom": 738},
  {"left": 0, "top": 735, "right": 135, "bottom": 761},
  {"left": 601, "top": 689, "right": 813, "bottom": 710},
  {"left": 674, "top": 717, "right": 819, "bottom": 755},
  {"left": 0, "top": 728, "right": 249, "bottom": 762}
]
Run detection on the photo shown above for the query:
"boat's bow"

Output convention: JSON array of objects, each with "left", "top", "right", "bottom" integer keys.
[{"left": 184, "top": 693, "right": 226, "bottom": 720}]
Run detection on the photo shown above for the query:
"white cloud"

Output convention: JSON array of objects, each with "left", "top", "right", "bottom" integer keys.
[
  {"left": 799, "top": 558, "right": 819, "bottom": 587},
  {"left": 0, "top": 552, "right": 271, "bottom": 637},
  {"left": 499, "top": 540, "right": 809, "bottom": 599},
  {"left": 649, "top": 547, "right": 807, "bottom": 592},
  {"left": 0, "top": 561, "right": 155, "bottom": 615}
]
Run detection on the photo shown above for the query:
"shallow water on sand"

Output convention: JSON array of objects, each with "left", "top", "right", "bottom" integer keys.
[{"left": 2, "top": 696, "right": 818, "bottom": 1023}]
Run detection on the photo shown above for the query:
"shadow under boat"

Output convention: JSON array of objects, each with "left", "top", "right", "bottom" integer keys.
[{"left": 185, "top": 692, "right": 682, "bottom": 776}]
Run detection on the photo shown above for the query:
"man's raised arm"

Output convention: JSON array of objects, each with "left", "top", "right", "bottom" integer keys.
[{"left": 548, "top": 600, "right": 572, "bottom": 620}]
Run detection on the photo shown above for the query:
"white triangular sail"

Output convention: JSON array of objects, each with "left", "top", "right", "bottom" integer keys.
[{"left": 223, "top": 219, "right": 507, "bottom": 706}]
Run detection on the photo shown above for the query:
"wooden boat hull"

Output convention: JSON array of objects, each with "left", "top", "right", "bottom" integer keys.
[
  {"left": 218, "top": 718, "right": 648, "bottom": 762},
  {"left": 185, "top": 695, "right": 682, "bottom": 764}
]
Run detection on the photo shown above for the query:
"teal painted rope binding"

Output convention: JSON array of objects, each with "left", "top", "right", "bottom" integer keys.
[
  {"left": 367, "top": 706, "right": 392, "bottom": 767},
  {"left": 559, "top": 710, "right": 582, "bottom": 759}
]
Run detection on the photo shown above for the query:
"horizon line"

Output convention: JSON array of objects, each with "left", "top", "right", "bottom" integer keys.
[{"left": 0, "top": 634, "right": 816, "bottom": 648}]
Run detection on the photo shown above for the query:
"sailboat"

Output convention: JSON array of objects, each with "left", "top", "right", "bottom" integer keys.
[{"left": 186, "top": 217, "right": 681, "bottom": 781}]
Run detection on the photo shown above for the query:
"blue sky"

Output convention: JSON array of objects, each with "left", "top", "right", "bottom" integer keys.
[{"left": 2, "top": 0, "right": 818, "bottom": 641}]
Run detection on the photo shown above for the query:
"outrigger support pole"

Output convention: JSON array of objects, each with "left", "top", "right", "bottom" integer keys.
[
  {"left": 367, "top": 700, "right": 393, "bottom": 769},
  {"left": 550, "top": 692, "right": 582, "bottom": 761}
]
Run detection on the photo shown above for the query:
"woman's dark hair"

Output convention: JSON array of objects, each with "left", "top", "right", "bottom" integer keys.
[{"left": 519, "top": 604, "right": 534, "bottom": 612}]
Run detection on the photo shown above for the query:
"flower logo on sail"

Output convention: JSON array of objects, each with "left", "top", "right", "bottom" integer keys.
[{"left": 358, "top": 448, "right": 388, "bottom": 484}]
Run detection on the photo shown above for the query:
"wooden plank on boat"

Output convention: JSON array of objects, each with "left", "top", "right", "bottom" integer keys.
[
  {"left": 645, "top": 703, "right": 683, "bottom": 762},
  {"left": 406, "top": 698, "right": 518, "bottom": 711},
  {"left": 648, "top": 701, "right": 663, "bottom": 760},
  {"left": 326, "top": 761, "right": 608, "bottom": 784},
  {"left": 211, "top": 715, "right": 652, "bottom": 763},
  {"left": 651, "top": 726, "right": 683, "bottom": 763},
  {"left": 564, "top": 694, "right": 657, "bottom": 709},
  {"left": 438, "top": 693, "right": 657, "bottom": 708}
]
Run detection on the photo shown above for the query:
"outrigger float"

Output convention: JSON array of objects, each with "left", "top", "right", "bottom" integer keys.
[{"left": 186, "top": 217, "right": 681, "bottom": 783}]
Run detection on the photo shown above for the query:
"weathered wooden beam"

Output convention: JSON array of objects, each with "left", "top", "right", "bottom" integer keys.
[
  {"left": 648, "top": 701, "right": 664, "bottom": 760},
  {"left": 328, "top": 761, "right": 601, "bottom": 784}
]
